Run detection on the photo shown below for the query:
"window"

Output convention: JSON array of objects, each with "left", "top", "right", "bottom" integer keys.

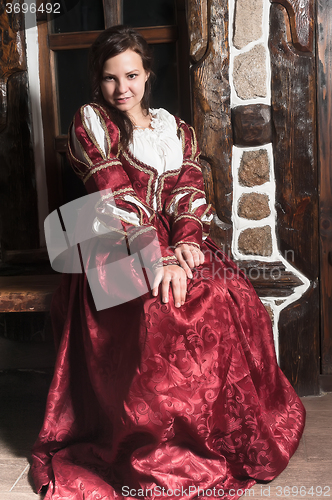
[{"left": 37, "top": 0, "right": 190, "bottom": 209}]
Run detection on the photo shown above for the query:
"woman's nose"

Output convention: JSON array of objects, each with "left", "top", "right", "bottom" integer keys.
[{"left": 116, "top": 79, "right": 128, "bottom": 94}]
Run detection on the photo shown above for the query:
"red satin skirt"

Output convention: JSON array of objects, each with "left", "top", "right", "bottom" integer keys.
[{"left": 31, "top": 236, "right": 305, "bottom": 500}]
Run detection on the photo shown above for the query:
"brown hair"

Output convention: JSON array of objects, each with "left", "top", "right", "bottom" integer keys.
[{"left": 89, "top": 25, "right": 154, "bottom": 149}]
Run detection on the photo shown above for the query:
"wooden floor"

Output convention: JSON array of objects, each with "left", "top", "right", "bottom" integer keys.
[{"left": 0, "top": 369, "right": 331, "bottom": 499}]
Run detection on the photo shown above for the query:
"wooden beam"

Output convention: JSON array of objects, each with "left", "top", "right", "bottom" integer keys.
[
  {"left": 188, "top": 0, "right": 232, "bottom": 254},
  {"left": 48, "top": 26, "right": 179, "bottom": 51},
  {"left": 236, "top": 260, "right": 304, "bottom": 297},
  {"left": 317, "top": 0, "right": 332, "bottom": 375},
  {"left": 270, "top": 3, "right": 319, "bottom": 395},
  {"left": 186, "top": 0, "right": 208, "bottom": 62},
  {"left": 38, "top": 20, "right": 63, "bottom": 213},
  {"left": 270, "top": 0, "right": 314, "bottom": 52},
  {"left": 102, "top": 0, "right": 122, "bottom": 28}
]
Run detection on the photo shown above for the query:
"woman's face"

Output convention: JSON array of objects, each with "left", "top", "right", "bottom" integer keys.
[{"left": 100, "top": 49, "right": 149, "bottom": 120}]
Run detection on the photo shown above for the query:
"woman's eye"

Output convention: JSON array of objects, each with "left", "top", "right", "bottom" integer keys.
[
  {"left": 128, "top": 74, "right": 138, "bottom": 79},
  {"left": 104, "top": 76, "right": 114, "bottom": 81}
]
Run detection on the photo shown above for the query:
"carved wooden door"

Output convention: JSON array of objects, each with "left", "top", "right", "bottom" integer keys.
[
  {"left": 186, "top": 0, "right": 332, "bottom": 396},
  {"left": 317, "top": 0, "right": 332, "bottom": 390}
]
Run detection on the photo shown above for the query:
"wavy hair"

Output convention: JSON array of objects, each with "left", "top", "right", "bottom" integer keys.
[{"left": 89, "top": 25, "right": 154, "bottom": 149}]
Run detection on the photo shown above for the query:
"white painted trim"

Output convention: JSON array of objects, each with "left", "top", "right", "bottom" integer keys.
[{"left": 25, "top": 12, "right": 48, "bottom": 246}]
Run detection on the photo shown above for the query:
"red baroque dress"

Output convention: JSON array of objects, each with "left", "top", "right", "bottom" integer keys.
[{"left": 31, "top": 104, "right": 305, "bottom": 500}]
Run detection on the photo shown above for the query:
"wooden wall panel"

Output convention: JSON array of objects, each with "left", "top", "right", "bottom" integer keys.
[
  {"left": 271, "top": 0, "right": 314, "bottom": 52},
  {"left": 187, "top": 0, "right": 232, "bottom": 253},
  {"left": 317, "top": 0, "right": 332, "bottom": 376},
  {"left": 278, "top": 284, "right": 320, "bottom": 396},
  {"left": 269, "top": 3, "right": 319, "bottom": 395},
  {"left": 270, "top": 3, "right": 317, "bottom": 280}
]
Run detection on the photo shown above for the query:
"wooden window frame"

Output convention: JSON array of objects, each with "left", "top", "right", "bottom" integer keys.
[{"left": 37, "top": 0, "right": 190, "bottom": 213}]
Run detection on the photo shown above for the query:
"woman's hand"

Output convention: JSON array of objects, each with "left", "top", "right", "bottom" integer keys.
[
  {"left": 151, "top": 264, "right": 187, "bottom": 307},
  {"left": 174, "top": 243, "right": 204, "bottom": 277}
]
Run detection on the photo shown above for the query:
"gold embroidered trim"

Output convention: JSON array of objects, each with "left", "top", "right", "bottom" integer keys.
[
  {"left": 179, "top": 126, "right": 186, "bottom": 156},
  {"left": 94, "top": 187, "right": 135, "bottom": 207},
  {"left": 188, "top": 192, "right": 196, "bottom": 213},
  {"left": 96, "top": 223, "right": 126, "bottom": 237},
  {"left": 188, "top": 126, "right": 198, "bottom": 160},
  {"left": 95, "top": 189, "right": 153, "bottom": 226},
  {"left": 111, "top": 187, "right": 136, "bottom": 199},
  {"left": 174, "top": 213, "right": 203, "bottom": 228},
  {"left": 182, "top": 159, "right": 202, "bottom": 172},
  {"left": 90, "top": 105, "right": 112, "bottom": 159},
  {"left": 152, "top": 256, "right": 179, "bottom": 270},
  {"left": 122, "top": 151, "right": 156, "bottom": 206},
  {"left": 201, "top": 204, "right": 213, "bottom": 221},
  {"left": 174, "top": 240, "right": 201, "bottom": 249},
  {"left": 127, "top": 225, "right": 156, "bottom": 246},
  {"left": 83, "top": 159, "right": 122, "bottom": 184},
  {"left": 67, "top": 124, "right": 91, "bottom": 175},
  {"left": 80, "top": 105, "right": 106, "bottom": 161},
  {"left": 155, "top": 169, "right": 181, "bottom": 212},
  {"left": 171, "top": 186, "right": 205, "bottom": 196}
]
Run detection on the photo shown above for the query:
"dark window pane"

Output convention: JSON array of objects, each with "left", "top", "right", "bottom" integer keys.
[
  {"left": 150, "top": 43, "right": 179, "bottom": 116},
  {"left": 61, "top": 155, "right": 87, "bottom": 204},
  {"left": 52, "top": 0, "right": 104, "bottom": 33},
  {"left": 56, "top": 49, "right": 91, "bottom": 134},
  {"left": 123, "top": 0, "right": 176, "bottom": 27}
]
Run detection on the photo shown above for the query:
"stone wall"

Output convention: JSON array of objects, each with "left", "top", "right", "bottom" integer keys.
[
  {"left": 228, "top": 0, "right": 309, "bottom": 354},
  {"left": 229, "top": 0, "right": 273, "bottom": 259}
]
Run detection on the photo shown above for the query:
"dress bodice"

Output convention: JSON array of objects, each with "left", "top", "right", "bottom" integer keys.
[{"left": 129, "top": 108, "right": 183, "bottom": 178}]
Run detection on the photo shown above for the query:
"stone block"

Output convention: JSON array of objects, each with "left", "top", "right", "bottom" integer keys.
[
  {"left": 238, "top": 226, "right": 272, "bottom": 256},
  {"left": 263, "top": 303, "right": 274, "bottom": 324},
  {"left": 233, "top": 44, "right": 267, "bottom": 100},
  {"left": 232, "top": 104, "right": 272, "bottom": 146},
  {"left": 233, "top": 0, "right": 264, "bottom": 49},
  {"left": 239, "top": 149, "right": 270, "bottom": 186},
  {"left": 238, "top": 192, "right": 270, "bottom": 220}
]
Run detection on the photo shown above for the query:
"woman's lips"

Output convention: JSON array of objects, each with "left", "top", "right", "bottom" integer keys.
[{"left": 115, "top": 97, "right": 131, "bottom": 103}]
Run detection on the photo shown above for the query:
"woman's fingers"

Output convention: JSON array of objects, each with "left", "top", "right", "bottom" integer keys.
[
  {"left": 151, "top": 267, "right": 164, "bottom": 296},
  {"left": 175, "top": 244, "right": 204, "bottom": 271},
  {"left": 151, "top": 265, "right": 187, "bottom": 307},
  {"left": 174, "top": 251, "right": 193, "bottom": 279}
]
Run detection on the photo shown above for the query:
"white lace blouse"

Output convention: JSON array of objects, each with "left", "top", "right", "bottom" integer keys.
[{"left": 129, "top": 108, "right": 183, "bottom": 180}]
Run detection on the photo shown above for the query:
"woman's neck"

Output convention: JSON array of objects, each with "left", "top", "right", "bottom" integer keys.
[{"left": 128, "top": 109, "right": 152, "bottom": 130}]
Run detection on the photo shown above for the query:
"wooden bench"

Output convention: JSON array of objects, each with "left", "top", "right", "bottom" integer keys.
[
  {"left": 0, "top": 263, "right": 303, "bottom": 313},
  {"left": 0, "top": 247, "right": 61, "bottom": 313},
  {"left": 0, "top": 230, "right": 304, "bottom": 314},
  {"left": 0, "top": 274, "right": 62, "bottom": 312}
]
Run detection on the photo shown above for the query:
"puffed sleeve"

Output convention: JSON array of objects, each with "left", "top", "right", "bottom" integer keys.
[
  {"left": 68, "top": 103, "right": 156, "bottom": 228},
  {"left": 164, "top": 119, "right": 214, "bottom": 249},
  {"left": 68, "top": 103, "right": 179, "bottom": 268}
]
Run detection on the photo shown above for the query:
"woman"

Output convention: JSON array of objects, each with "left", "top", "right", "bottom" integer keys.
[{"left": 32, "top": 25, "right": 305, "bottom": 500}]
